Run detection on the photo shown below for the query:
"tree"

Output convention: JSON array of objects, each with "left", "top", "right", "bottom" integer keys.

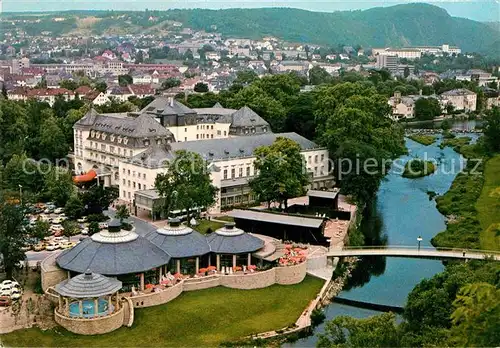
[
  {"left": 446, "top": 102, "right": 455, "bottom": 115},
  {"left": 39, "top": 116, "right": 68, "bottom": 162},
  {"left": 64, "top": 195, "right": 85, "bottom": 220},
  {"left": 317, "top": 312, "right": 401, "bottom": 347},
  {"left": 309, "top": 66, "right": 332, "bottom": 85},
  {"left": 450, "top": 282, "right": 500, "bottom": 347},
  {"left": 414, "top": 97, "right": 442, "bottom": 120},
  {"left": 43, "top": 168, "right": 75, "bottom": 207},
  {"left": 94, "top": 81, "right": 107, "bottom": 93},
  {"left": 118, "top": 74, "right": 133, "bottom": 87},
  {"left": 155, "top": 150, "right": 218, "bottom": 223},
  {"left": 59, "top": 80, "right": 79, "bottom": 91},
  {"left": 62, "top": 220, "right": 80, "bottom": 241},
  {"left": 30, "top": 219, "right": 50, "bottom": 240},
  {"left": 404, "top": 66, "right": 411, "bottom": 78},
  {"left": 194, "top": 82, "right": 209, "bottom": 93},
  {"left": 0, "top": 198, "right": 28, "bottom": 278},
  {"left": 234, "top": 70, "right": 258, "bottom": 86},
  {"left": 80, "top": 185, "right": 118, "bottom": 214},
  {"left": 250, "top": 137, "right": 310, "bottom": 210},
  {"left": 161, "top": 78, "right": 181, "bottom": 90},
  {"left": 483, "top": 106, "right": 500, "bottom": 152},
  {"left": 115, "top": 204, "right": 130, "bottom": 223},
  {"left": 88, "top": 221, "right": 100, "bottom": 236},
  {"left": 440, "top": 119, "right": 452, "bottom": 131}
]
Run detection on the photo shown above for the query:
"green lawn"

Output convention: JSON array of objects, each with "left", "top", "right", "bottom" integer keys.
[
  {"left": 408, "top": 135, "right": 436, "bottom": 146},
  {"left": 1, "top": 276, "right": 324, "bottom": 347},
  {"left": 476, "top": 155, "right": 500, "bottom": 250},
  {"left": 192, "top": 220, "right": 225, "bottom": 234}
]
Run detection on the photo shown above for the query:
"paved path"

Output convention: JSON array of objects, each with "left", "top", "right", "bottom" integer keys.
[{"left": 326, "top": 246, "right": 500, "bottom": 261}]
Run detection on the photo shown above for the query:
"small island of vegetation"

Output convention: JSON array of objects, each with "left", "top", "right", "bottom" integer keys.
[
  {"left": 408, "top": 134, "right": 436, "bottom": 146},
  {"left": 403, "top": 159, "right": 437, "bottom": 178},
  {"left": 440, "top": 136, "right": 472, "bottom": 151}
]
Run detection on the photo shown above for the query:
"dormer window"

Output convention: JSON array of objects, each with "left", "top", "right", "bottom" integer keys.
[
  {"left": 117, "top": 136, "right": 122, "bottom": 144},
  {"left": 123, "top": 137, "right": 129, "bottom": 145},
  {"left": 251, "top": 128, "right": 256, "bottom": 133},
  {"left": 90, "top": 130, "right": 95, "bottom": 137},
  {"left": 156, "top": 139, "right": 162, "bottom": 145},
  {"left": 102, "top": 133, "right": 107, "bottom": 141},
  {"left": 95, "top": 132, "right": 101, "bottom": 139},
  {"left": 144, "top": 139, "right": 150, "bottom": 146},
  {"left": 110, "top": 135, "right": 115, "bottom": 142},
  {"left": 263, "top": 127, "right": 267, "bottom": 133}
]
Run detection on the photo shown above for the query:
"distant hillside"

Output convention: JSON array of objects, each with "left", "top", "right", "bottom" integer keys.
[{"left": 167, "top": 4, "right": 498, "bottom": 55}]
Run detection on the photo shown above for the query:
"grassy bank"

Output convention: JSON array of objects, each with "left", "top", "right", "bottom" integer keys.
[
  {"left": 408, "top": 135, "right": 436, "bottom": 146},
  {"left": 432, "top": 142, "right": 500, "bottom": 251},
  {"left": 439, "top": 136, "right": 472, "bottom": 151},
  {"left": 192, "top": 220, "right": 225, "bottom": 234},
  {"left": 0, "top": 276, "right": 324, "bottom": 347},
  {"left": 402, "top": 159, "right": 436, "bottom": 178},
  {"left": 475, "top": 155, "right": 500, "bottom": 250}
]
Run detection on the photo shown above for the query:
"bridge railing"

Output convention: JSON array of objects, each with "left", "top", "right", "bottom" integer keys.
[{"left": 329, "top": 245, "right": 500, "bottom": 256}]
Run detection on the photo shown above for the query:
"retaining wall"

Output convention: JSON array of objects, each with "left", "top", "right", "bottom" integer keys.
[
  {"left": 221, "top": 268, "right": 276, "bottom": 289},
  {"left": 41, "top": 252, "right": 67, "bottom": 292},
  {"left": 276, "top": 262, "right": 307, "bottom": 285},
  {"left": 131, "top": 282, "right": 184, "bottom": 308},
  {"left": 183, "top": 276, "right": 221, "bottom": 291},
  {"left": 54, "top": 305, "right": 125, "bottom": 335}
]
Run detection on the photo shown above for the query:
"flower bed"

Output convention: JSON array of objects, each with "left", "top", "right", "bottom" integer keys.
[{"left": 279, "top": 245, "right": 308, "bottom": 267}]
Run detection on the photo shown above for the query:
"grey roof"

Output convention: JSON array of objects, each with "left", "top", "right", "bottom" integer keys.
[
  {"left": 141, "top": 97, "right": 196, "bottom": 116},
  {"left": 56, "top": 236, "right": 171, "bottom": 276},
  {"left": 145, "top": 230, "right": 211, "bottom": 258},
  {"left": 55, "top": 272, "right": 122, "bottom": 298},
  {"left": 169, "top": 133, "right": 320, "bottom": 161},
  {"left": 127, "top": 143, "right": 171, "bottom": 168},
  {"left": 231, "top": 106, "right": 269, "bottom": 128},
  {"left": 229, "top": 209, "right": 325, "bottom": 228},
  {"left": 213, "top": 102, "right": 224, "bottom": 108},
  {"left": 206, "top": 231, "right": 264, "bottom": 254},
  {"left": 307, "top": 190, "right": 340, "bottom": 200},
  {"left": 441, "top": 88, "right": 475, "bottom": 96},
  {"left": 75, "top": 110, "right": 172, "bottom": 139}
]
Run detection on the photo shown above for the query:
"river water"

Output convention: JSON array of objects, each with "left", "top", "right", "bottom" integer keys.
[{"left": 291, "top": 132, "right": 472, "bottom": 346}]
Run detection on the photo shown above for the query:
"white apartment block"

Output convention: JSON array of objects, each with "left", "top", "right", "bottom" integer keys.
[
  {"left": 72, "top": 98, "right": 334, "bottom": 215},
  {"left": 373, "top": 44, "right": 461, "bottom": 60}
]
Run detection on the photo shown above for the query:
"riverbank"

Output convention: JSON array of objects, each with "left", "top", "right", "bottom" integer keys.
[
  {"left": 407, "top": 134, "right": 436, "bottom": 146},
  {"left": 433, "top": 138, "right": 500, "bottom": 251}
]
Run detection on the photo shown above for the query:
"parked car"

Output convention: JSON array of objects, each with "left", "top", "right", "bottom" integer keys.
[
  {"left": 77, "top": 217, "right": 88, "bottom": 223},
  {"left": 81, "top": 228, "right": 89, "bottom": 235},
  {"left": 60, "top": 241, "right": 75, "bottom": 249},
  {"left": 51, "top": 217, "right": 64, "bottom": 224},
  {"left": 45, "top": 243, "right": 60, "bottom": 251},
  {"left": 33, "top": 243, "right": 45, "bottom": 252},
  {"left": 0, "top": 296, "right": 11, "bottom": 307},
  {"left": 10, "top": 289, "right": 22, "bottom": 301},
  {"left": 54, "top": 208, "right": 64, "bottom": 214},
  {"left": 98, "top": 222, "right": 108, "bottom": 229}
]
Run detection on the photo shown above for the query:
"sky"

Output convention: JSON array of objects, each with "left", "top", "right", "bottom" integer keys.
[{"left": 1, "top": 0, "right": 499, "bottom": 22}]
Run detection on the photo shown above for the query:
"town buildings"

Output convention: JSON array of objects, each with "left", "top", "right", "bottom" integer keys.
[{"left": 441, "top": 88, "right": 477, "bottom": 112}]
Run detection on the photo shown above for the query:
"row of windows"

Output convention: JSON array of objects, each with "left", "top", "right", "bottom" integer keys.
[
  {"left": 90, "top": 141, "right": 134, "bottom": 157},
  {"left": 223, "top": 166, "right": 252, "bottom": 180},
  {"left": 196, "top": 125, "right": 214, "bottom": 130},
  {"left": 88, "top": 152, "right": 117, "bottom": 165},
  {"left": 122, "top": 168, "right": 147, "bottom": 180},
  {"left": 122, "top": 179, "right": 152, "bottom": 191},
  {"left": 220, "top": 194, "right": 258, "bottom": 207},
  {"left": 307, "top": 154, "right": 325, "bottom": 164}
]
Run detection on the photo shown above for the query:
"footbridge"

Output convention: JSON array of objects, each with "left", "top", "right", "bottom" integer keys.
[{"left": 326, "top": 246, "right": 500, "bottom": 261}]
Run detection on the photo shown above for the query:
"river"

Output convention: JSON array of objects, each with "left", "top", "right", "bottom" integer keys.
[{"left": 290, "top": 132, "right": 472, "bottom": 346}]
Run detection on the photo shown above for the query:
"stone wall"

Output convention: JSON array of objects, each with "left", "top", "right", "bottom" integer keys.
[
  {"left": 131, "top": 282, "right": 183, "bottom": 308},
  {"left": 54, "top": 305, "right": 125, "bottom": 335},
  {"left": 221, "top": 268, "right": 276, "bottom": 289},
  {"left": 41, "top": 253, "right": 67, "bottom": 292},
  {"left": 183, "top": 276, "right": 221, "bottom": 291},
  {"left": 122, "top": 298, "right": 134, "bottom": 327},
  {"left": 275, "top": 262, "right": 307, "bottom": 285}
]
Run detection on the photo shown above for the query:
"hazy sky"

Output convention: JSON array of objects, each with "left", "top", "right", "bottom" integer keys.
[{"left": 2, "top": 0, "right": 499, "bottom": 21}]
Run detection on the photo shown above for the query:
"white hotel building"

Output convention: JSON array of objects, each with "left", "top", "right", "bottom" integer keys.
[{"left": 73, "top": 98, "right": 334, "bottom": 215}]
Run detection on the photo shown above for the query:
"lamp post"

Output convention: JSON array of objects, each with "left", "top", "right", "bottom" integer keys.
[
  {"left": 18, "top": 184, "right": 23, "bottom": 206},
  {"left": 417, "top": 236, "right": 423, "bottom": 252}
]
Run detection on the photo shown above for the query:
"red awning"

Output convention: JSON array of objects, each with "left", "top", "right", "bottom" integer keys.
[{"left": 73, "top": 170, "right": 97, "bottom": 183}]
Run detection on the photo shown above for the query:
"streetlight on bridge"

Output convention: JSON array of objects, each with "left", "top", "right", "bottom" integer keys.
[{"left": 417, "top": 236, "right": 423, "bottom": 251}]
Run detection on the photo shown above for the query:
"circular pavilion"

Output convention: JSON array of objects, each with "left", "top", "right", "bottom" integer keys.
[
  {"left": 53, "top": 271, "right": 124, "bottom": 335},
  {"left": 206, "top": 223, "right": 265, "bottom": 270},
  {"left": 56, "top": 219, "right": 171, "bottom": 291},
  {"left": 145, "top": 218, "right": 211, "bottom": 275}
]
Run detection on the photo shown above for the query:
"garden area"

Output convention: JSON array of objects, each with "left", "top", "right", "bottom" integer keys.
[
  {"left": 191, "top": 220, "right": 225, "bottom": 234},
  {"left": 402, "top": 159, "right": 436, "bottom": 178},
  {"left": 408, "top": 134, "right": 436, "bottom": 146},
  {"left": 0, "top": 276, "right": 324, "bottom": 347}
]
